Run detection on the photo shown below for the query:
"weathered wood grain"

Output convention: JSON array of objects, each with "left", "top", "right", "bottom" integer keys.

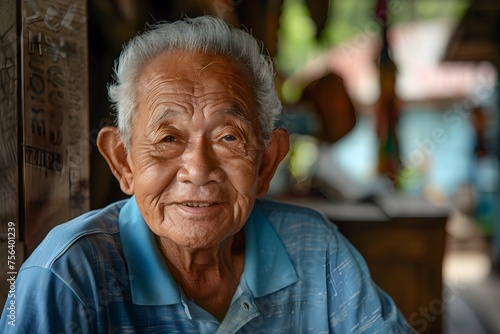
[{"left": 1, "top": 0, "right": 89, "bottom": 307}]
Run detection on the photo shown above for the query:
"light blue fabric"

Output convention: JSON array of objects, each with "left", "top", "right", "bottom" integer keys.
[{"left": 0, "top": 197, "right": 415, "bottom": 333}]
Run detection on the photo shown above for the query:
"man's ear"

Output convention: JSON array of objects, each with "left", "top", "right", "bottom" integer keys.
[
  {"left": 256, "top": 128, "right": 290, "bottom": 197},
  {"left": 97, "top": 126, "right": 134, "bottom": 195}
]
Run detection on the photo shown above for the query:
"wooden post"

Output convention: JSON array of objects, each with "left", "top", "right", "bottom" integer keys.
[{"left": 0, "top": 0, "right": 89, "bottom": 306}]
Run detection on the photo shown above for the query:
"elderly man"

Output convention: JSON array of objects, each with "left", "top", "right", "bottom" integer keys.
[{"left": 1, "top": 16, "right": 414, "bottom": 333}]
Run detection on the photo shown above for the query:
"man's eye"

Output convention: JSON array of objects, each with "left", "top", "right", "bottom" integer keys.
[
  {"left": 223, "top": 135, "right": 237, "bottom": 141},
  {"left": 163, "top": 136, "right": 176, "bottom": 142}
]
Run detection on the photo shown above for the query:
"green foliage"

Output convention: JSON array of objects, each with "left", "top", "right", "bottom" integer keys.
[{"left": 276, "top": 0, "right": 470, "bottom": 75}]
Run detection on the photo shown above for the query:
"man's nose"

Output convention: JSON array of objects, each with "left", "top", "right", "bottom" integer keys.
[{"left": 177, "top": 137, "right": 225, "bottom": 186}]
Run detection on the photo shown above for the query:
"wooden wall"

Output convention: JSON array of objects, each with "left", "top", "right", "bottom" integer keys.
[{"left": 0, "top": 0, "right": 89, "bottom": 306}]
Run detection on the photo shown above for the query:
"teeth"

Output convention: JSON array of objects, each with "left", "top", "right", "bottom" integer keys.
[{"left": 183, "top": 202, "right": 213, "bottom": 208}]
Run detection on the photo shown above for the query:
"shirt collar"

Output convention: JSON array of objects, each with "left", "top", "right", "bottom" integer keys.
[
  {"left": 243, "top": 203, "right": 298, "bottom": 297},
  {"left": 118, "top": 197, "right": 298, "bottom": 305},
  {"left": 119, "top": 196, "right": 181, "bottom": 305}
]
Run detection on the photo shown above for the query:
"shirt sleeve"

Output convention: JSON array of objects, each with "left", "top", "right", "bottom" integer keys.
[
  {"left": 0, "top": 266, "right": 93, "bottom": 334},
  {"left": 327, "top": 232, "right": 417, "bottom": 333}
]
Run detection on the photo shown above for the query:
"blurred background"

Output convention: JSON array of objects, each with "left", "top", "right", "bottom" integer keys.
[{"left": 86, "top": 0, "right": 500, "bottom": 333}]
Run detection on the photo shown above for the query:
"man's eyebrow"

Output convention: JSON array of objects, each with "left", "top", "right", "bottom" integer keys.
[
  {"left": 147, "top": 105, "right": 254, "bottom": 129},
  {"left": 222, "top": 105, "right": 253, "bottom": 126},
  {"left": 147, "top": 108, "right": 181, "bottom": 130}
]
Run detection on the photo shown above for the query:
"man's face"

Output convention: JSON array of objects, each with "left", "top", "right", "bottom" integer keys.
[{"left": 127, "top": 51, "right": 263, "bottom": 249}]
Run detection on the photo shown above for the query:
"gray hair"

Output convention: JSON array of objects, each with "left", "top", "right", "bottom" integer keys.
[{"left": 108, "top": 15, "right": 282, "bottom": 149}]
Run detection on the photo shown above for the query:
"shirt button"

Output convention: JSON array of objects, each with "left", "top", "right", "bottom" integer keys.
[{"left": 241, "top": 301, "right": 251, "bottom": 310}]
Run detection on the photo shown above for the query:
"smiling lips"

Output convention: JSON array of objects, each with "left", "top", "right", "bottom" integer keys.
[{"left": 182, "top": 202, "right": 215, "bottom": 208}]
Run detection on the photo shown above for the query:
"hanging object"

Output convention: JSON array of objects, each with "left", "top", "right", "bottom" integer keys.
[{"left": 374, "top": 0, "right": 401, "bottom": 186}]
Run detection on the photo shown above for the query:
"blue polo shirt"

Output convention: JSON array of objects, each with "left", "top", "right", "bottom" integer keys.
[{"left": 0, "top": 197, "right": 415, "bottom": 333}]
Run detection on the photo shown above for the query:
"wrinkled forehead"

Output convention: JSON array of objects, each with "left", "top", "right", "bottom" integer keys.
[
  {"left": 137, "top": 50, "right": 259, "bottom": 119},
  {"left": 140, "top": 50, "right": 253, "bottom": 88}
]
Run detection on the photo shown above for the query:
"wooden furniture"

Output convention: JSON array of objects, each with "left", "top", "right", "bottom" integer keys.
[{"left": 280, "top": 193, "right": 448, "bottom": 334}]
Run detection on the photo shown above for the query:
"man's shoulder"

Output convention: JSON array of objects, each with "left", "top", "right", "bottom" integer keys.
[
  {"left": 255, "top": 198, "right": 338, "bottom": 235},
  {"left": 22, "top": 199, "right": 129, "bottom": 270}
]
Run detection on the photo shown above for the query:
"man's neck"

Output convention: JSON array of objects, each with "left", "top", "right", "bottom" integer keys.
[{"left": 155, "top": 230, "right": 245, "bottom": 322}]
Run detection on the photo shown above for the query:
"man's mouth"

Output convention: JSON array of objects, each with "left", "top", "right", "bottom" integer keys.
[{"left": 181, "top": 202, "right": 215, "bottom": 208}]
